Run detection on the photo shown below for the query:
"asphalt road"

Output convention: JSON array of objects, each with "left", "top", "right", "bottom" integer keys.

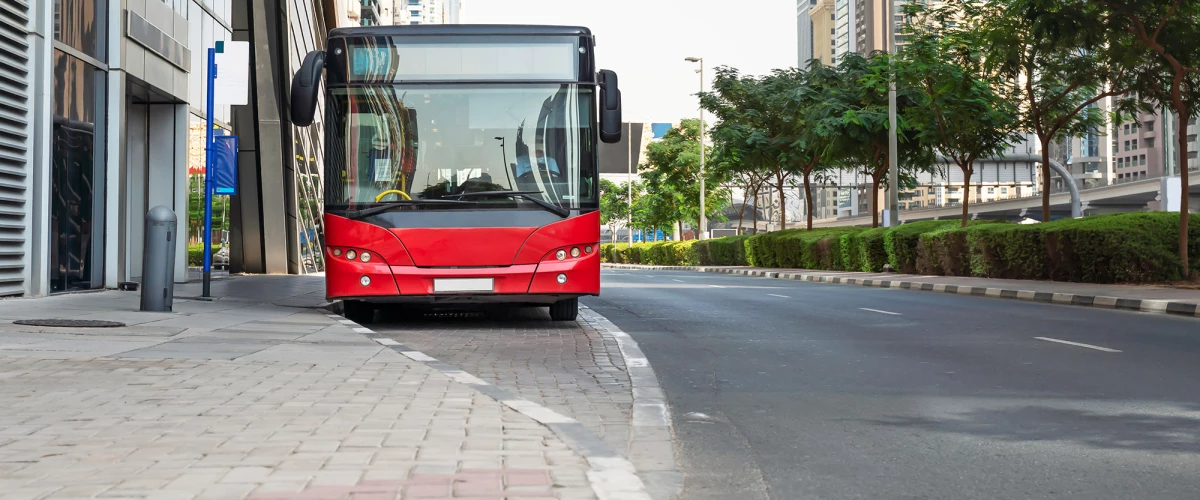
[{"left": 584, "top": 269, "right": 1200, "bottom": 500}]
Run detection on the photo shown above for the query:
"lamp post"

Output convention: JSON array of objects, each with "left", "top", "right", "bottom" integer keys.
[
  {"left": 627, "top": 123, "right": 633, "bottom": 247},
  {"left": 685, "top": 57, "right": 706, "bottom": 240},
  {"left": 886, "top": 0, "right": 900, "bottom": 228}
]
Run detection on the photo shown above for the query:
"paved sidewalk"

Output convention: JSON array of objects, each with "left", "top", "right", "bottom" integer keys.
[
  {"left": 0, "top": 276, "right": 651, "bottom": 500},
  {"left": 603, "top": 264, "right": 1200, "bottom": 318}
]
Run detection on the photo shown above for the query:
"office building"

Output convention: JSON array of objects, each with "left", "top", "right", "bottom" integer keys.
[
  {"left": 396, "top": 0, "right": 461, "bottom": 25},
  {"left": 339, "top": 0, "right": 396, "bottom": 27},
  {"left": 797, "top": 0, "right": 815, "bottom": 68},
  {"left": 810, "top": 0, "right": 836, "bottom": 65}
]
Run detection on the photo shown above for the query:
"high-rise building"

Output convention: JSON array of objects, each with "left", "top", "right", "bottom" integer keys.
[
  {"left": 340, "top": 0, "right": 396, "bottom": 26},
  {"left": 834, "top": 0, "right": 856, "bottom": 61},
  {"left": 798, "top": 0, "right": 816, "bottom": 68},
  {"left": 396, "top": 0, "right": 462, "bottom": 25},
  {"left": 811, "top": 0, "right": 837, "bottom": 66}
]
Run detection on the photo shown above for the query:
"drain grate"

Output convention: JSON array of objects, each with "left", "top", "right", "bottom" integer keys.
[{"left": 13, "top": 319, "right": 126, "bottom": 328}]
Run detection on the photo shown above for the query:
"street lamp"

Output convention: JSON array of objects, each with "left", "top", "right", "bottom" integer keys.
[
  {"left": 685, "top": 56, "right": 707, "bottom": 240},
  {"left": 886, "top": 0, "right": 900, "bottom": 228}
]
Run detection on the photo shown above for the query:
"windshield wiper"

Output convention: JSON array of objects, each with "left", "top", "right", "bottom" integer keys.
[
  {"left": 344, "top": 199, "right": 474, "bottom": 220},
  {"left": 444, "top": 191, "right": 570, "bottom": 218}
]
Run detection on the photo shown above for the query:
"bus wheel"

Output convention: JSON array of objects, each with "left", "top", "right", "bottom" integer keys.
[
  {"left": 549, "top": 298, "right": 578, "bottom": 321},
  {"left": 343, "top": 300, "right": 376, "bottom": 324}
]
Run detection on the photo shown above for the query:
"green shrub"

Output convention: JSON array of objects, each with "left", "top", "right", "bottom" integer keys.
[
  {"left": 743, "top": 228, "right": 862, "bottom": 270},
  {"left": 856, "top": 228, "right": 889, "bottom": 272},
  {"left": 964, "top": 224, "right": 1049, "bottom": 280},
  {"left": 885, "top": 221, "right": 962, "bottom": 274},
  {"left": 600, "top": 244, "right": 615, "bottom": 263},
  {"left": 694, "top": 235, "right": 750, "bottom": 266},
  {"left": 187, "top": 244, "right": 219, "bottom": 267},
  {"left": 1041, "top": 213, "right": 1197, "bottom": 283},
  {"left": 916, "top": 227, "right": 971, "bottom": 276}
]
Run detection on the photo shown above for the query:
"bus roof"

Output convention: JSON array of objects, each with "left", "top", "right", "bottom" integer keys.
[{"left": 328, "top": 25, "right": 592, "bottom": 39}]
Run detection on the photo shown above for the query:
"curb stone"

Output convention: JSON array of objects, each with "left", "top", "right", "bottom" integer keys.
[
  {"left": 603, "top": 264, "right": 1200, "bottom": 319},
  {"left": 326, "top": 308, "right": 674, "bottom": 500}
]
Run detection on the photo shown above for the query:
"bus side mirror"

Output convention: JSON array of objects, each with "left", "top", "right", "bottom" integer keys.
[
  {"left": 598, "top": 70, "right": 622, "bottom": 144},
  {"left": 291, "top": 51, "right": 326, "bottom": 127}
]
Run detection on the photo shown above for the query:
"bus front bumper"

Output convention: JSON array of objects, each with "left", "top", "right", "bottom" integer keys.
[{"left": 325, "top": 252, "right": 600, "bottom": 303}]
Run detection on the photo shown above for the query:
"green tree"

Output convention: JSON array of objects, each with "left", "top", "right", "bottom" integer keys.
[
  {"left": 640, "top": 119, "right": 728, "bottom": 238},
  {"left": 701, "top": 67, "right": 774, "bottom": 233},
  {"left": 899, "top": 2, "right": 1022, "bottom": 227},
  {"left": 1029, "top": 0, "right": 1200, "bottom": 274},
  {"left": 599, "top": 178, "right": 632, "bottom": 243},
  {"left": 984, "top": 0, "right": 1131, "bottom": 222},
  {"left": 820, "top": 53, "right": 935, "bottom": 228}
]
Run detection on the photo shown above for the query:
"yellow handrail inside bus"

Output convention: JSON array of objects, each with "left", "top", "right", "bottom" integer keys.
[{"left": 375, "top": 190, "right": 412, "bottom": 202}]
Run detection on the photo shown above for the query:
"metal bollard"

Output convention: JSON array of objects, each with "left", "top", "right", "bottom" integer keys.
[{"left": 140, "top": 206, "right": 178, "bottom": 312}]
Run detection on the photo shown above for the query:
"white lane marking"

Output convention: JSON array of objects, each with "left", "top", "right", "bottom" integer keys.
[
  {"left": 709, "top": 285, "right": 727, "bottom": 289},
  {"left": 1034, "top": 337, "right": 1122, "bottom": 353},
  {"left": 768, "top": 294, "right": 791, "bottom": 299},
  {"left": 860, "top": 308, "right": 902, "bottom": 316},
  {"left": 672, "top": 279, "right": 684, "bottom": 283}
]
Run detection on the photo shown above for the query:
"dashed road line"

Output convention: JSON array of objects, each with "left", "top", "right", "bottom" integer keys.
[
  {"left": 860, "top": 308, "right": 902, "bottom": 316},
  {"left": 1034, "top": 337, "right": 1122, "bottom": 353},
  {"left": 768, "top": 294, "right": 791, "bottom": 299}
]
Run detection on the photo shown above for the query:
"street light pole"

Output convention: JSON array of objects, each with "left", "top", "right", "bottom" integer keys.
[
  {"left": 886, "top": 0, "right": 901, "bottom": 228},
  {"left": 627, "top": 123, "right": 633, "bottom": 248},
  {"left": 686, "top": 57, "right": 707, "bottom": 240}
]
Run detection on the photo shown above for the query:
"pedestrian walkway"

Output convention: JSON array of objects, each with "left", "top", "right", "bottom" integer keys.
[
  {"left": 0, "top": 276, "right": 652, "bottom": 499},
  {"left": 603, "top": 264, "right": 1200, "bottom": 318}
]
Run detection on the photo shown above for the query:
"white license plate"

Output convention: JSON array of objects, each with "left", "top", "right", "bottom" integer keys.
[{"left": 433, "top": 278, "right": 494, "bottom": 293}]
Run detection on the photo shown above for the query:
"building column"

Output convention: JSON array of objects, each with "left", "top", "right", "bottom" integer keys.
[{"left": 28, "top": 0, "right": 54, "bottom": 297}]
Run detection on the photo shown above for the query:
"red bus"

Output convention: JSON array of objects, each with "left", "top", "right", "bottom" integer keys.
[{"left": 290, "top": 25, "right": 623, "bottom": 323}]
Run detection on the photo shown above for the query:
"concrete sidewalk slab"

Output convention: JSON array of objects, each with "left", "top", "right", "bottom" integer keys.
[
  {"left": 604, "top": 264, "right": 1200, "bottom": 319},
  {"left": 0, "top": 275, "right": 654, "bottom": 499}
]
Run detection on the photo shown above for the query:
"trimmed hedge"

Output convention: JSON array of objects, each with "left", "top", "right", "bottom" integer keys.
[
  {"left": 188, "top": 244, "right": 219, "bottom": 267},
  {"left": 693, "top": 235, "right": 750, "bottom": 266},
  {"left": 601, "top": 213, "right": 1200, "bottom": 284}
]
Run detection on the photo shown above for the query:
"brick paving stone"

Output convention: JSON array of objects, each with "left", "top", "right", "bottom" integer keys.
[{"left": 373, "top": 309, "right": 635, "bottom": 455}]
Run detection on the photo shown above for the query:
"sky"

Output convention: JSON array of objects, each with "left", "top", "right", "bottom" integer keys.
[{"left": 464, "top": 0, "right": 799, "bottom": 123}]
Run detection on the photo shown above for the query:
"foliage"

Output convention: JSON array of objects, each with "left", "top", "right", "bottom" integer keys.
[
  {"left": 639, "top": 119, "right": 729, "bottom": 236},
  {"left": 187, "top": 175, "right": 230, "bottom": 242},
  {"left": 187, "top": 244, "right": 220, "bottom": 267},
  {"left": 692, "top": 236, "right": 751, "bottom": 266},
  {"left": 898, "top": 2, "right": 1023, "bottom": 228},
  {"left": 821, "top": 53, "right": 936, "bottom": 228},
  {"left": 982, "top": 0, "right": 1128, "bottom": 222},
  {"left": 599, "top": 178, "right": 631, "bottom": 229}
]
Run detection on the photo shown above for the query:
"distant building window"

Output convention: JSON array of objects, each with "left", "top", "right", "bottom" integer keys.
[
  {"left": 987, "top": 187, "right": 994, "bottom": 194},
  {"left": 1146, "top": 120, "right": 1155, "bottom": 132},
  {"left": 1124, "top": 124, "right": 1130, "bottom": 135},
  {"left": 1145, "top": 137, "right": 1155, "bottom": 148},
  {"left": 1118, "top": 158, "right": 1123, "bottom": 168},
  {"left": 1141, "top": 154, "right": 1146, "bottom": 166},
  {"left": 1124, "top": 140, "right": 1130, "bottom": 151},
  {"left": 1001, "top": 187, "right": 1009, "bottom": 195},
  {"left": 1132, "top": 139, "right": 1138, "bottom": 149},
  {"left": 410, "top": 21, "right": 420, "bottom": 24}
]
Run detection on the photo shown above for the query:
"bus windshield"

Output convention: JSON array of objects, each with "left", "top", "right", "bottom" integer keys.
[{"left": 324, "top": 84, "right": 596, "bottom": 212}]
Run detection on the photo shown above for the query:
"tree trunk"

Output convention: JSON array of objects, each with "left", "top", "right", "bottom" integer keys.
[
  {"left": 803, "top": 170, "right": 814, "bottom": 230},
  {"left": 778, "top": 177, "right": 787, "bottom": 231},
  {"left": 752, "top": 192, "right": 759, "bottom": 235},
  {"left": 1040, "top": 136, "right": 1052, "bottom": 222},
  {"left": 961, "top": 166, "right": 972, "bottom": 228},
  {"left": 678, "top": 220, "right": 684, "bottom": 240},
  {"left": 1177, "top": 102, "right": 1191, "bottom": 278}
]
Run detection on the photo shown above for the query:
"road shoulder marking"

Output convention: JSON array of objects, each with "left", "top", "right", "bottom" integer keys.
[{"left": 1034, "top": 337, "right": 1122, "bottom": 353}]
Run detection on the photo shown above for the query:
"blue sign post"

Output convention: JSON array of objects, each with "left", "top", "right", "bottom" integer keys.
[{"left": 203, "top": 47, "right": 216, "bottom": 298}]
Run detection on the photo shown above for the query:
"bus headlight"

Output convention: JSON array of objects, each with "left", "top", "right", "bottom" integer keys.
[
  {"left": 360, "top": 276, "right": 371, "bottom": 287},
  {"left": 360, "top": 252, "right": 371, "bottom": 263},
  {"left": 346, "top": 250, "right": 357, "bottom": 261},
  {"left": 556, "top": 250, "right": 567, "bottom": 261},
  {"left": 557, "top": 273, "right": 567, "bottom": 284},
  {"left": 570, "top": 247, "right": 581, "bottom": 258}
]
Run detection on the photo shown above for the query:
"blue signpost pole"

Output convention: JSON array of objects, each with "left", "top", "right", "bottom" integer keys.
[{"left": 203, "top": 48, "right": 216, "bottom": 298}]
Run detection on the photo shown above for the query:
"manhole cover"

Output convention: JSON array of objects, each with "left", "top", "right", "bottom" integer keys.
[{"left": 13, "top": 319, "right": 126, "bottom": 328}]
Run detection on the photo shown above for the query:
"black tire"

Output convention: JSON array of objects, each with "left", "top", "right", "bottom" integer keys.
[
  {"left": 549, "top": 298, "right": 579, "bottom": 321},
  {"left": 343, "top": 300, "right": 376, "bottom": 324}
]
